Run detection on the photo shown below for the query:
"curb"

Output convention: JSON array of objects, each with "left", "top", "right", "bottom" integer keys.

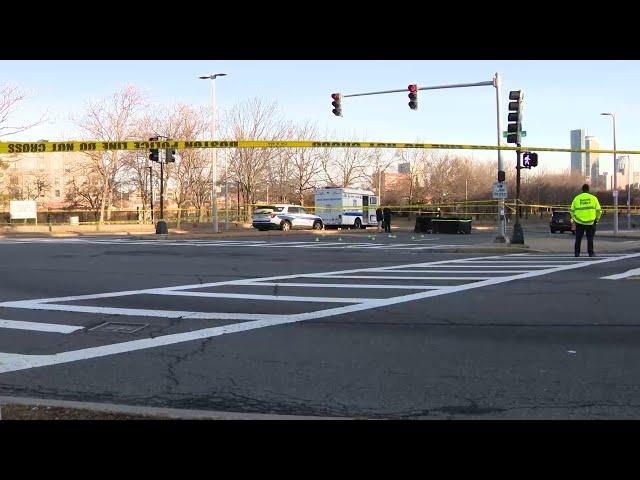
[
  {"left": 0, "top": 395, "right": 348, "bottom": 420},
  {"left": 436, "top": 246, "right": 536, "bottom": 254}
]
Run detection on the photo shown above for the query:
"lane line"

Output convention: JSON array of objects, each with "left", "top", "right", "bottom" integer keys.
[
  {"left": 146, "top": 291, "right": 372, "bottom": 303},
  {"left": 237, "top": 282, "right": 442, "bottom": 290},
  {"left": 6, "top": 303, "right": 288, "bottom": 321},
  {"left": 375, "top": 269, "right": 529, "bottom": 274},
  {"left": 601, "top": 268, "right": 640, "bottom": 280},
  {"left": 310, "top": 275, "right": 491, "bottom": 280},
  {"left": 0, "top": 319, "right": 83, "bottom": 334}
]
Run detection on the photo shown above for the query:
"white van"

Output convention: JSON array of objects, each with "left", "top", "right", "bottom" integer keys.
[{"left": 314, "top": 187, "right": 378, "bottom": 229}]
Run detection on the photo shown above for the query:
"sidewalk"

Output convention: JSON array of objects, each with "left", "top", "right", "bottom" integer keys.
[{"left": 0, "top": 395, "right": 345, "bottom": 420}]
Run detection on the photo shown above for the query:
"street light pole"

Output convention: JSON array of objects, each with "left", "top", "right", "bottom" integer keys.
[
  {"left": 199, "top": 73, "right": 227, "bottom": 233},
  {"left": 601, "top": 113, "right": 618, "bottom": 234},
  {"left": 494, "top": 72, "right": 507, "bottom": 243},
  {"left": 628, "top": 155, "right": 632, "bottom": 230}
]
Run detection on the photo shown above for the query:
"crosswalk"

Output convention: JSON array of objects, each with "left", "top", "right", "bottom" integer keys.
[
  {"left": 0, "top": 252, "right": 638, "bottom": 374},
  {"left": 0, "top": 237, "right": 459, "bottom": 251}
]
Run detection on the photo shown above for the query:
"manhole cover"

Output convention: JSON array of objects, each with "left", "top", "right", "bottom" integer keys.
[{"left": 89, "top": 322, "right": 149, "bottom": 334}]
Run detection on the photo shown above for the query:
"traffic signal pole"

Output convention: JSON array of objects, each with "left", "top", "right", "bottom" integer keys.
[
  {"left": 152, "top": 135, "right": 169, "bottom": 235},
  {"left": 148, "top": 166, "right": 153, "bottom": 222},
  {"left": 511, "top": 145, "right": 525, "bottom": 244},
  {"left": 337, "top": 75, "right": 506, "bottom": 241}
]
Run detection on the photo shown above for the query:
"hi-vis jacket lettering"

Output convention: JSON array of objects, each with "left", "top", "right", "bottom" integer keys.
[{"left": 570, "top": 193, "right": 602, "bottom": 225}]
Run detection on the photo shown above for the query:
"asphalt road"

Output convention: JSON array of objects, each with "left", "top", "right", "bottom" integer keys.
[{"left": 1, "top": 234, "right": 639, "bottom": 419}]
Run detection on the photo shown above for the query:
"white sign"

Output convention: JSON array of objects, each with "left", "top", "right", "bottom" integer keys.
[
  {"left": 492, "top": 182, "right": 508, "bottom": 199},
  {"left": 9, "top": 200, "right": 37, "bottom": 220},
  {"left": 613, "top": 190, "right": 618, "bottom": 198}
]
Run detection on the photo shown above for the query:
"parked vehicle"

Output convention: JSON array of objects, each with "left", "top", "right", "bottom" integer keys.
[
  {"left": 252, "top": 204, "right": 324, "bottom": 232},
  {"left": 314, "top": 187, "right": 378, "bottom": 229},
  {"left": 550, "top": 210, "right": 575, "bottom": 234}
]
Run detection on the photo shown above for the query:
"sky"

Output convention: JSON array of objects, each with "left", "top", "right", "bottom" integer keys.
[{"left": 2, "top": 60, "right": 640, "bottom": 174}]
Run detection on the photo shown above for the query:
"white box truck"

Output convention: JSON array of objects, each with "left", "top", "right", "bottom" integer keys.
[{"left": 314, "top": 187, "right": 378, "bottom": 229}]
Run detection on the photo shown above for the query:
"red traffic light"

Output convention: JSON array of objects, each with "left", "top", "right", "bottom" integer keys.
[
  {"left": 408, "top": 84, "right": 418, "bottom": 93},
  {"left": 331, "top": 93, "right": 342, "bottom": 117}
]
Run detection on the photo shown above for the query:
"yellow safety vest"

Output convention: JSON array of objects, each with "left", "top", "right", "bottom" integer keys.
[{"left": 570, "top": 193, "right": 602, "bottom": 225}]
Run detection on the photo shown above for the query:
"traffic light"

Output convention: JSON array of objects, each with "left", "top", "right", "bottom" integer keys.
[
  {"left": 408, "top": 84, "right": 418, "bottom": 110},
  {"left": 522, "top": 152, "right": 538, "bottom": 169},
  {"left": 331, "top": 93, "right": 342, "bottom": 117},
  {"left": 148, "top": 136, "right": 159, "bottom": 162},
  {"left": 166, "top": 149, "right": 176, "bottom": 163},
  {"left": 506, "top": 90, "right": 524, "bottom": 144}
]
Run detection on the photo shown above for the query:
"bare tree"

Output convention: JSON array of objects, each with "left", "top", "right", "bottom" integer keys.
[
  {"left": 0, "top": 84, "right": 47, "bottom": 138},
  {"left": 65, "top": 161, "right": 104, "bottom": 221},
  {"left": 368, "top": 148, "right": 397, "bottom": 204},
  {"left": 321, "top": 146, "right": 371, "bottom": 188},
  {"left": 73, "top": 86, "right": 147, "bottom": 224},
  {"left": 223, "top": 98, "right": 289, "bottom": 220},
  {"left": 6, "top": 171, "right": 50, "bottom": 201},
  {"left": 135, "top": 104, "right": 209, "bottom": 227},
  {"left": 287, "top": 121, "right": 324, "bottom": 206}
]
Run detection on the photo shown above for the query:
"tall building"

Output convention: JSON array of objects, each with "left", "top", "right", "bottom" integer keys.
[
  {"left": 570, "top": 129, "right": 586, "bottom": 177},
  {"left": 586, "top": 136, "right": 599, "bottom": 187}
]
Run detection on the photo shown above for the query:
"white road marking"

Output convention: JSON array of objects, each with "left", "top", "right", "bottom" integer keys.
[
  {"left": 147, "top": 290, "right": 372, "bottom": 303},
  {"left": 2, "top": 252, "right": 639, "bottom": 374},
  {"left": 379, "top": 269, "right": 528, "bottom": 274},
  {"left": 0, "top": 237, "right": 461, "bottom": 251},
  {"left": 0, "top": 319, "right": 83, "bottom": 334},
  {"left": 238, "top": 282, "right": 442, "bottom": 290},
  {"left": 601, "top": 268, "right": 640, "bottom": 280},
  {"left": 2, "top": 303, "right": 285, "bottom": 321},
  {"left": 311, "top": 275, "right": 491, "bottom": 280}
]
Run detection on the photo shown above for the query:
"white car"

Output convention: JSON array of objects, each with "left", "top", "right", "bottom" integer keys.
[{"left": 252, "top": 204, "right": 324, "bottom": 232}]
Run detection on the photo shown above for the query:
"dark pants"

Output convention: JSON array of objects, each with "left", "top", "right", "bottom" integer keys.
[
  {"left": 384, "top": 218, "right": 391, "bottom": 233},
  {"left": 575, "top": 222, "right": 596, "bottom": 256}
]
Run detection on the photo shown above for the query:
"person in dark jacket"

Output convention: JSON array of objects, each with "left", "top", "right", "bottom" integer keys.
[
  {"left": 375, "top": 206, "right": 383, "bottom": 232},
  {"left": 383, "top": 206, "right": 392, "bottom": 233}
]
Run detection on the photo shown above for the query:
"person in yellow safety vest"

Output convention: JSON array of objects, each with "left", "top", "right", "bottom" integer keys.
[{"left": 570, "top": 183, "right": 603, "bottom": 257}]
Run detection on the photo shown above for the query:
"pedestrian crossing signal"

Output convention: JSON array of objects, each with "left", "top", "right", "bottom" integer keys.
[{"left": 523, "top": 151, "right": 538, "bottom": 168}]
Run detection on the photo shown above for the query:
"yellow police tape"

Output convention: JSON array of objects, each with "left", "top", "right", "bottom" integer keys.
[{"left": 1, "top": 139, "right": 639, "bottom": 155}]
